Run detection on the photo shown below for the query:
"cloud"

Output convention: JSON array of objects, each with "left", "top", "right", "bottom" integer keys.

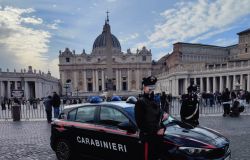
[
  {"left": 136, "top": 0, "right": 250, "bottom": 50},
  {"left": 47, "top": 19, "right": 62, "bottom": 30},
  {"left": 120, "top": 33, "right": 139, "bottom": 44},
  {"left": 0, "top": 6, "right": 58, "bottom": 77},
  {"left": 48, "top": 58, "right": 59, "bottom": 78}
]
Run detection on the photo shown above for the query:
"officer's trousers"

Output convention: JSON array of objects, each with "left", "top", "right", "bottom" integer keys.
[{"left": 141, "top": 133, "right": 164, "bottom": 160}]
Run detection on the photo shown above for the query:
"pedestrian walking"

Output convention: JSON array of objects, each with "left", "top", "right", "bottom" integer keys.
[
  {"left": 43, "top": 96, "right": 53, "bottom": 123},
  {"left": 222, "top": 88, "right": 231, "bottom": 117},
  {"left": 135, "top": 76, "right": 168, "bottom": 160},
  {"left": 52, "top": 92, "right": 61, "bottom": 118}
]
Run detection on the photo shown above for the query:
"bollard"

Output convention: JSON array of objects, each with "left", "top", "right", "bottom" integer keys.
[{"left": 12, "top": 104, "right": 21, "bottom": 121}]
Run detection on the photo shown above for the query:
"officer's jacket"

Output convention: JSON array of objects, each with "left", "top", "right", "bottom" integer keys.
[
  {"left": 134, "top": 94, "right": 162, "bottom": 135},
  {"left": 180, "top": 95, "right": 199, "bottom": 121}
]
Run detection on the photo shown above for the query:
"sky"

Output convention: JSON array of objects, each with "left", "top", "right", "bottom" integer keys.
[{"left": 0, "top": 0, "right": 250, "bottom": 78}]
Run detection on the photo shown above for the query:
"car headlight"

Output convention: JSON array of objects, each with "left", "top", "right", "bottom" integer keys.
[{"left": 178, "top": 147, "right": 212, "bottom": 156}]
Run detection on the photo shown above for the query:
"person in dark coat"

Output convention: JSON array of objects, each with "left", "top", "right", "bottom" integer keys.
[
  {"left": 43, "top": 96, "right": 53, "bottom": 123},
  {"left": 180, "top": 83, "right": 199, "bottom": 126},
  {"left": 52, "top": 92, "right": 61, "bottom": 118},
  {"left": 135, "top": 76, "right": 168, "bottom": 160},
  {"left": 221, "top": 88, "right": 231, "bottom": 117}
]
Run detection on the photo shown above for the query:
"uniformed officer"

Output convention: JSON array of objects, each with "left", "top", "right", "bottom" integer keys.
[
  {"left": 180, "top": 82, "right": 199, "bottom": 126},
  {"left": 135, "top": 76, "right": 168, "bottom": 160}
]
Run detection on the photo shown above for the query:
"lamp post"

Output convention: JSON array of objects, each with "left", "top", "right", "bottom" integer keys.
[
  {"left": 76, "top": 87, "right": 79, "bottom": 99},
  {"left": 64, "top": 83, "right": 70, "bottom": 97}
]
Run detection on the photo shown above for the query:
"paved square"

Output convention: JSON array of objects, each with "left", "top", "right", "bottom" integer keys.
[{"left": 0, "top": 116, "right": 250, "bottom": 160}]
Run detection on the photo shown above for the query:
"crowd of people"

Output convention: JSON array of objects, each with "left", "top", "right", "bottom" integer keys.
[{"left": 199, "top": 89, "right": 250, "bottom": 107}]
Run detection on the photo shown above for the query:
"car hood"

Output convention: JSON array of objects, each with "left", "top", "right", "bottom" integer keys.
[{"left": 164, "top": 122, "right": 229, "bottom": 148}]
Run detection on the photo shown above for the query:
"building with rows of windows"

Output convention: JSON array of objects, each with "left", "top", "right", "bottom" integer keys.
[
  {"left": 155, "top": 28, "right": 250, "bottom": 96},
  {"left": 59, "top": 16, "right": 152, "bottom": 97}
]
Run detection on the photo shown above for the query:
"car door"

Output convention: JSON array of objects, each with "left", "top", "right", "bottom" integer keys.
[
  {"left": 95, "top": 106, "right": 143, "bottom": 160},
  {"left": 68, "top": 105, "right": 104, "bottom": 159}
]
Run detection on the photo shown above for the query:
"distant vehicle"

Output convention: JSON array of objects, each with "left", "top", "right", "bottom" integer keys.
[{"left": 50, "top": 101, "right": 231, "bottom": 160}]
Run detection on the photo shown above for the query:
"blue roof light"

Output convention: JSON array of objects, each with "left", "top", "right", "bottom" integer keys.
[
  {"left": 111, "top": 96, "right": 122, "bottom": 101},
  {"left": 88, "top": 96, "right": 103, "bottom": 103}
]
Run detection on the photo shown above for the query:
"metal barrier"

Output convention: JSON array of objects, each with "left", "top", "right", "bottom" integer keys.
[
  {"left": 1, "top": 99, "right": 249, "bottom": 121},
  {"left": 0, "top": 102, "right": 65, "bottom": 121},
  {"left": 169, "top": 99, "right": 250, "bottom": 116}
]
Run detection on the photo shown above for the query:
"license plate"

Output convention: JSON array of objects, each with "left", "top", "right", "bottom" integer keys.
[{"left": 224, "top": 155, "right": 231, "bottom": 160}]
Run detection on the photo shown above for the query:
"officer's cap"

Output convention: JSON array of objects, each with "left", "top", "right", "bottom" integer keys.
[{"left": 142, "top": 76, "right": 157, "bottom": 86}]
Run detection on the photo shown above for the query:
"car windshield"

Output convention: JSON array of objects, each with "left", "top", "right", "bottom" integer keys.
[
  {"left": 124, "top": 106, "right": 176, "bottom": 125},
  {"left": 123, "top": 107, "right": 135, "bottom": 119}
]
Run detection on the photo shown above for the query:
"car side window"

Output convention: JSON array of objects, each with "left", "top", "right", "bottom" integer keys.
[
  {"left": 67, "top": 109, "right": 77, "bottom": 121},
  {"left": 100, "top": 107, "right": 129, "bottom": 127},
  {"left": 75, "top": 106, "right": 96, "bottom": 123}
]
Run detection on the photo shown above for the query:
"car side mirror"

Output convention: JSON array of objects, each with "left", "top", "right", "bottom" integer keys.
[{"left": 118, "top": 121, "right": 136, "bottom": 134}]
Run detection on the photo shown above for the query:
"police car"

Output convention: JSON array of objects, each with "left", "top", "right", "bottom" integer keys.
[{"left": 50, "top": 99, "right": 231, "bottom": 160}]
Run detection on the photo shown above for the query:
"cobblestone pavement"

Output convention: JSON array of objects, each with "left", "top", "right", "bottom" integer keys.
[{"left": 0, "top": 116, "right": 250, "bottom": 160}]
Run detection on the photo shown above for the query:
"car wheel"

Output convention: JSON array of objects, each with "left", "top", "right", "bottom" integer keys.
[{"left": 55, "top": 139, "right": 73, "bottom": 160}]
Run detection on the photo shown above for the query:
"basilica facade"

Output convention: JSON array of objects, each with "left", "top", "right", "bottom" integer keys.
[
  {"left": 156, "top": 28, "right": 250, "bottom": 96},
  {"left": 59, "top": 16, "right": 152, "bottom": 97}
]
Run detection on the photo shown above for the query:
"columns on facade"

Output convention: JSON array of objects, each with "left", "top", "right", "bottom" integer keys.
[
  {"left": 0, "top": 81, "right": 3, "bottom": 97},
  {"left": 119, "top": 70, "right": 122, "bottom": 91},
  {"left": 73, "top": 71, "right": 77, "bottom": 90},
  {"left": 127, "top": 70, "right": 131, "bottom": 91},
  {"left": 185, "top": 78, "right": 188, "bottom": 94},
  {"left": 213, "top": 76, "right": 216, "bottom": 93},
  {"left": 7, "top": 81, "right": 11, "bottom": 98},
  {"left": 233, "top": 75, "right": 236, "bottom": 90},
  {"left": 25, "top": 81, "right": 29, "bottom": 99},
  {"left": 240, "top": 74, "right": 243, "bottom": 90},
  {"left": 200, "top": 77, "right": 203, "bottom": 93},
  {"left": 136, "top": 69, "right": 140, "bottom": 90},
  {"left": 101, "top": 70, "right": 105, "bottom": 91},
  {"left": 226, "top": 75, "right": 230, "bottom": 90},
  {"left": 175, "top": 78, "right": 179, "bottom": 96},
  {"left": 95, "top": 70, "right": 98, "bottom": 91},
  {"left": 92, "top": 70, "right": 96, "bottom": 92},
  {"left": 219, "top": 76, "right": 223, "bottom": 92},
  {"left": 35, "top": 82, "right": 39, "bottom": 98},
  {"left": 206, "top": 77, "right": 210, "bottom": 93},
  {"left": 248, "top": 74, "right": 250, "bottom": 91},
  {"left": 83, "top": 70, "right": 87, "bottom": 92},
  {"left": 116, "top": 69, "right": 119, "bottom": 91}
]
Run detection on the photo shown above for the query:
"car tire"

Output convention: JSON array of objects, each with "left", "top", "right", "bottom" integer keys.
[{"left": 55, "top": 139, "right": 74, "bottom": 160}]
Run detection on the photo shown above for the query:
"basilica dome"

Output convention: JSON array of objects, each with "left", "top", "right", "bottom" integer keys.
[
  {"left": 93, "top": 33, "right": 121, "bottom": 50},
  {"left": 92, "top": 18, "right": 121, "bottom": 52}
]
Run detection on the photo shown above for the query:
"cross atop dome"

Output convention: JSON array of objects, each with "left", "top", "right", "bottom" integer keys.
[{"left": 106, "top": 10, "right": 109, "bottom": 24}]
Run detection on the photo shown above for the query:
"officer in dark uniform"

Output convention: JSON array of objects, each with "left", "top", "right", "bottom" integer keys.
[
  {"left": 180, "top": 82, "right": 199, "bottom": 126},
  {"left": 135, "top": 76, "right": 168, "bottom": 160}
]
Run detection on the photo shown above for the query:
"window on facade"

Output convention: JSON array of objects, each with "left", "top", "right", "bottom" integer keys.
[
  {"left": 99, "top": 85, "right": 102, "bottom": 91},
  {"left": 122, "top": 82, "right": 127, "bottom": 91},
  {"left": 98, "top": 58, "right": 101, "bottom": 62},
  {"left": 66, "top": 58, "right": 70, "bottom": 62},
  {"left": 113, "top": 58, "right": 115, "bottom": 62},
  {"left": 88, "top": 83, "right": 93, "bottom": 91},
  {"left": 123, "top": 77, "right": 126, "bottom": 81},
  {"left": 245, "top": 47, "right": 248, "bottom": 53},
  {"left": 142, "top": 56, "right": 146, "bottom": 61},
  {"left": 75, "top": 106, "right": 96, "bottom": 123},
  {"left": 99, "top": 107, "right": 129, "bottom": 127}
]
